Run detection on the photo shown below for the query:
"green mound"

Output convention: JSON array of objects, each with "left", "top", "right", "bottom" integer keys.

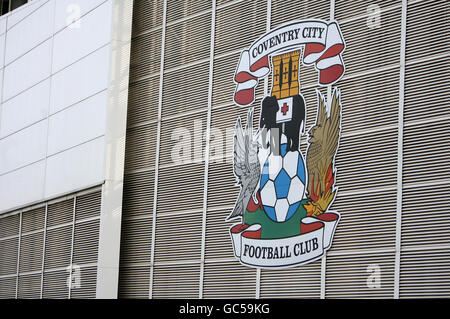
[{"left": 243, "top": 199, "right": 309, "bottom": 239}]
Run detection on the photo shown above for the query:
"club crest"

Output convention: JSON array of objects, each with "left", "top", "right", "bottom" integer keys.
[{"left": 228, "top": 19, "right": 346, "bottom": 269}]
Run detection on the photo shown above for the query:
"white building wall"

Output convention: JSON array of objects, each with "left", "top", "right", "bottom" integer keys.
[{"left": 0, "top": 0, "right": 120, "bottom": 213}]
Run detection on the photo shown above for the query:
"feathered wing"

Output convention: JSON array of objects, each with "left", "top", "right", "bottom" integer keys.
[
  {"left": 305, "top": 89, "right": 342, "bottom": 216},
  {"left": 229, "top": 109, "right": 260, "bottom": 220},
  {"left": 233, "top": 109, "right": 257, "bottom": 181},
  {"left": 244, "top": 109, "right": 259, "bottom": 175},
  {"left": 233, "top": 116, "right": 248, "bottom": 183}
]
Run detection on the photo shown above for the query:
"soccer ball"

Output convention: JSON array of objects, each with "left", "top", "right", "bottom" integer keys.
[{"left": 259, "top": 143, "right": 306, "bottom": 222}]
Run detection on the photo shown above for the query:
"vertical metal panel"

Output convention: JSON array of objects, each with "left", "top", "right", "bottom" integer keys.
[
  {"left": 153, "top": 264, "right": 201, "bottom": 298},
  {"left": 164, "top": 13, "right": 211, "bottom": 69},
  {"left": 206, "top": 160, "right": 240, "bottom": 210},
  {"left": 212, "top": 52, "right": 243, "bottom": 106},
  {"left": 122, "top": 171, "right": 155, "bottom": 218},
  {"left": 73, "top": 220, "right": 100, "bottom": 265},
  {"left": 404, "top": 57, "right": 450, "bottom": 122},
  {"left": 40, "top": 204, "right": 48, "bottom": 298},
  {"left": 21, "top": 207, "right": 45, "bottom": 233},
  {"left": 18, "top": 274, "right": 41, "bottom": 299},
  {"left": 75, "top": 191, "right": 101, "bottom": 221},
  {"left": 339, "top": 8, "right": 402, "bottom": 76},
  {"left": 70, "top": 266, "right": 97, "bottom": 299},
  {"left": 405, "top": 0, "right": 450, "bottom": 61},
  {"left": 154, "top": 212, "right": 203, "bottom": 263},
  {"left": 129, "top": 30, "right": 163, "bottom": 82},
  {"left": 127, "top": 76, "right": 160, "bottom": 127},
  {"left": 124, "top": 123, "right": 158, "bottom": 172},
  {"left": 159, "top": 112, "right": 208, "bottom": 166},
  {"left": 260, "top": 259, "right": 322, "bottom": 298},
  {"left": 0, "top": 238, "right": 18, "bottom": 276},
  {"left": 402, "top": 185, "right": 450, "bottom": 247},
  {"left": 46, "top": 199, "right": 74, "bottom": 228},
  {"left": 214, "top": 0, "right": 266, "bottom": 56},
  {"left": 120, "top": 218, "right": 152, "bottom": 265},
  {"left": 205, "top": 208, "right": 236, "bottom": 260},
  {"left": 338, "top": 69, "right": 400, "bottom": 132},
  {"left": 335, "top": 129, "right": 398, "bottom": 192},
  {"left": 149, "top": 0, "right": 167, "bottom": 299},
  {"left": 0, "top": 214, "right": 20, "bottom": 238},
  {"left": 400, "top": 248, "right": 450, "bottom": 298},
  {"left": 44, "top": 225, "right": 73, "bottom": 270},
  {"left": 271, "top": 0, "right": 329, "bottom": 27},
  {"left": 166, "top": 0, "right": 211, "bottom": 23},
  {"left": 131, "top": 0, "right": 163, "bottom": 36},
  {"left": 403, "top": 120, "right": 450, "bottom": 184},
  {"left": 203, "top": 261, "right": 257, "bottom": 298},
  {"left": 119, "top": 266, "right": 151, "bottom": 299},
  {"left": 199, "top": 0, "right": 217, "bottom": 298},
  {"left": 19, "top": 232, "right": 44, "bottom": 273},
  {"left": 0, "top": 277, "right": 17, "bottom": 299},
  {"left": 398, "top": 0, "right": 450, "bottom": 297},
  {"left": 161, "top": 64, "right": 210, "bottom": 117},
  {"left": 330, "top": 191, "right": 397, "bottom": 252},
  {"left": 42, "top": 270, "right": 69, "bottom": 299},
  {"left": 326, "top": 252, "right": 396, "bottom": 298},
  {"left": 0, "top": 189, "right": 101, "bottom": 299},
  {"left": 156, "top": 163, "right": 206, "bottom": 214},
  {"left": 335, "top": 0, "right": 401, "bottom": 21}
]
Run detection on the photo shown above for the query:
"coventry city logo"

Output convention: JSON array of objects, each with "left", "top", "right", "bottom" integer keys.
[{"left": 228, "top": 19, "right": 346, "bottom": 268}]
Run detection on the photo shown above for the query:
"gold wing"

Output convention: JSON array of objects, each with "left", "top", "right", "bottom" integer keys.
[{"left": 305, "top": 89, "right": 342, "bottom": 216}]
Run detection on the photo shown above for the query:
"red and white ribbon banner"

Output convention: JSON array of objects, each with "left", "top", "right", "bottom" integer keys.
[
  {"left": 233, "top": 20, "right": 346, "bottom": 106},
  {"left": 230, "top": 212, "right": 340, "bottom": 268}
]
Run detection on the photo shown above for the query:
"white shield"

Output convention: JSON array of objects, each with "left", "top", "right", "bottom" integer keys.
[{"left": 276, "top": 97, "right": 293, "bottom": 123}]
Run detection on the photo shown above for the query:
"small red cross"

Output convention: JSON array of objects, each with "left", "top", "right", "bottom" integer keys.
[{"left": 281, "top": 102, "right": 289, "bottom": 115}]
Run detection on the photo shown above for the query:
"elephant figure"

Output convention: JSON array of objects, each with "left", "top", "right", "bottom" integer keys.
[{"left": 259, "top": 94, "right": 306, "bottom": 156}]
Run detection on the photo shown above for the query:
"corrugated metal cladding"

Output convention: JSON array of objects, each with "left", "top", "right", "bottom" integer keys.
[
  {"left": 120, "top": 0, "right": 450, "bottom": 298},
  {"left": 0, "top": 188, "right": 102, "bottom": 299}
]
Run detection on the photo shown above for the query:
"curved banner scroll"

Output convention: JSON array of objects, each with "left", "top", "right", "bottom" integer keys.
[
  {"left": 230, "top": 212, "right": 340, "bottom": 268},
  {"left": 233, "top": 20, "right": 346, "bottom": 106}
]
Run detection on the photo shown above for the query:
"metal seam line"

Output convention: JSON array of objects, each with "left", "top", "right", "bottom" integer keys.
[
  {"left": 149, "top": 0, "right": 167, "bottom": 300},
  {"left": 3, "top": 0, "right": 109, "bottom": 70},
  {"left": 0, "top": 12, "right": 7, "bottom": 137},
  {"left": 4, "top": 0, "right": 46, "bottom": 31},
  {"left": 255, "top": 0, "right": 272, "bottom": 300},
  {"left": 46, "top": 242, "right": 449, "bottom": 271},
  {"left": 131, "top": 0, "right": 248, "bottom": 40},
  {"left": 199, "top": 0, "right": 216, "bottom": 299},
  {"left": 321, "top": 0, "right": 335, "bottom": 300},
  {"left": 14, "top": 211, "right": 22, "bottom": 299},
  {"left": 68, "top": 196, "right": 77, "bottom": 298},
  {"left": 41, "top": 0, "right": 58, "bottom": 223},
  {"left": 0, "top": 183, "right": 103, "bottom": 217},
  {"left": 39, "top": 203, "right": 48, "bottom": 298},
  {"left": 321, "top": 253, "right": 327, "bottom": 299},
  {"left": 0, "top": 86, "right": 108, "bottom": 140},
  {"left": 394, "top": 0, "right": 407, "bottom": 300},
  {"left": 1, "top": 41, "right": 110, "bottom": 105}
]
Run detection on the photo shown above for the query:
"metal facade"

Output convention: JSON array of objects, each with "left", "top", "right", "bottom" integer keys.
[
  {"left": 118, "top": 0, "right": 450, "bottom": 299},
  {"left": 0, "top": 187, "right": 102, "bottom": 298},
  {"left": 0, "top": 0, "right": 449, "bottom": 300}
]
